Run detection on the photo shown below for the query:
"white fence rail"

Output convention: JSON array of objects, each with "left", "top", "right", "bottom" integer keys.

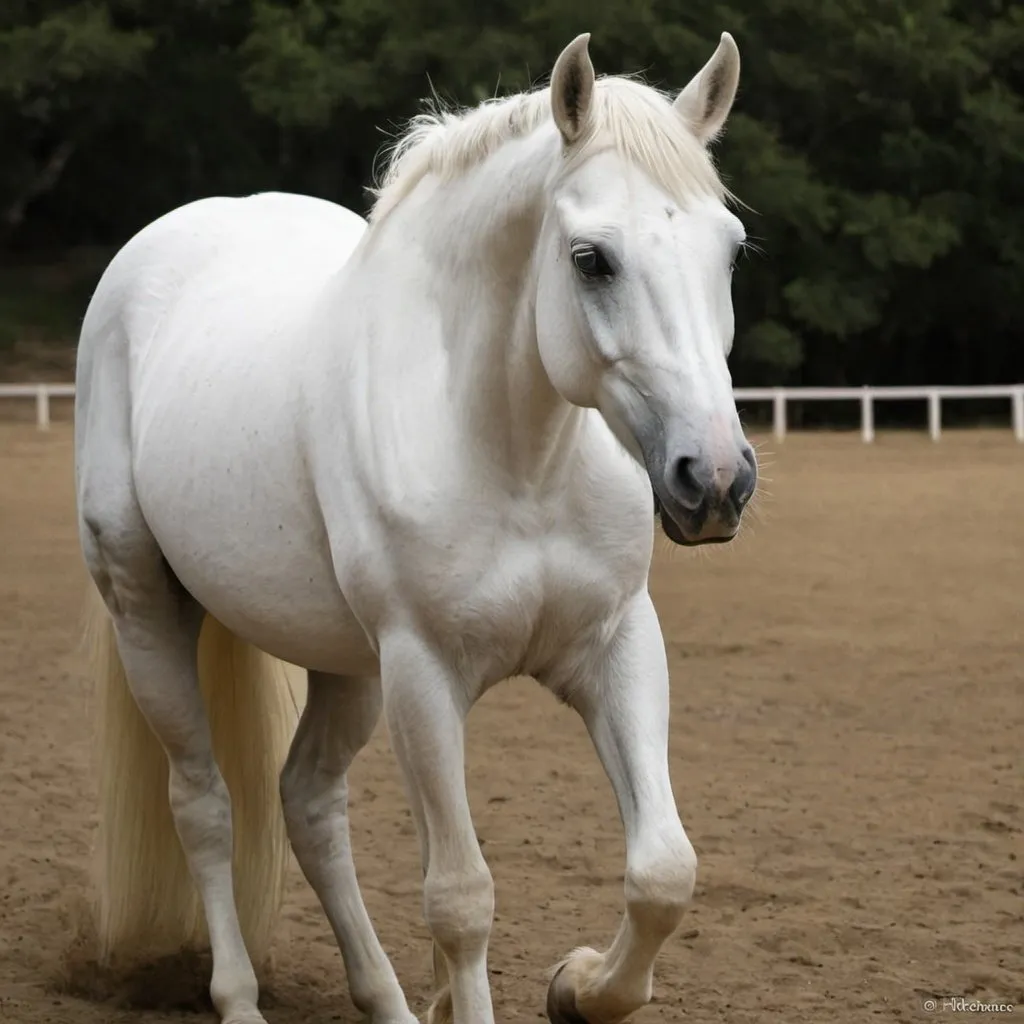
[
  {"left": 2, "top": 381, "right": 1024, "bottom": 442},
  {"left": 733, "top": 384, "right": 1024, "bottom": 443},
  {"left": 0, "top": 383, "right": 76, "bottom": 430}
]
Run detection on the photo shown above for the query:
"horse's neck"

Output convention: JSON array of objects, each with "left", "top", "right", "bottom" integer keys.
[{"left": 385, "top": 131, "right": 585, "bottom": 488}]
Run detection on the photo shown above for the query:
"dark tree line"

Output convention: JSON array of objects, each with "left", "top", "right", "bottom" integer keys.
[{"left": 2, "top": 0, "right": 1023, "bottom": 390}]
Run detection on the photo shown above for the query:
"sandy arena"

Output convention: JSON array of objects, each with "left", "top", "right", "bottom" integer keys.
[{"left": 0, "top": 422, "right": 1021, "bottom": 1023}]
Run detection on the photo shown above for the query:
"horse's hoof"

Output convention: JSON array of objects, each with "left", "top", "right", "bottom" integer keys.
[{"left": 546, "top": 962, "right": 590, "bottom": 1024}]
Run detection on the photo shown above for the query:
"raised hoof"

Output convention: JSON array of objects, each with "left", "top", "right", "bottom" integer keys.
[{"left": 546, "top": 962, "right": 590, "bottom": 1024}]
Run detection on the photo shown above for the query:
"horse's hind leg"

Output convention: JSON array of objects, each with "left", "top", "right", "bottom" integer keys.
[
  {"left": 81, "top": 511, "right": 266, "bottom": 1024},
  {"left": 280, "top": 672, "right": 417, "bottom": 1024}
]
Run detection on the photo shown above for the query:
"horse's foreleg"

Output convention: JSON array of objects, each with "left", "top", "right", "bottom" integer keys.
[
  {"left": 546, "top": 592, "right": 696, "bottom": 1024},
  {"left": 280, "top": 672, "right": 417, "bottom": 1024},
  {"left": 381, "top": 636, "right": 495, "bottom": 1024}
]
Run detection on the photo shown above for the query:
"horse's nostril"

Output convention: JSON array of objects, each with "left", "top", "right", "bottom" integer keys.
[
  {"left": 672, "top": 456, "right": 706, "bottom": 511},
  {"left": 730, "top": 453, "right": 757, "bottom": 511}
]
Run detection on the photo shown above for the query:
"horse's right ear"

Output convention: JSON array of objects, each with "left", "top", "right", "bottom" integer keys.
[{"left": 550, "top": 33, "right": 596, "bottom": 146}]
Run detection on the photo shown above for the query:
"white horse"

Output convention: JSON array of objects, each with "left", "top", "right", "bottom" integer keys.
[{"left": 75, "top": 30, "right": 755, "bottom": 1024}]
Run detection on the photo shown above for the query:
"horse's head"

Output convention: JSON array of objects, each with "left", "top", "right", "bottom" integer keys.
[{"left": 535, "top": 33, "right": 756, "bottom": 546}]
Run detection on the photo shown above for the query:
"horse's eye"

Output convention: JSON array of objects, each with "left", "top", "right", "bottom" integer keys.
[{"left": 572, "top": 245, "right": 613, "bottom": 279}]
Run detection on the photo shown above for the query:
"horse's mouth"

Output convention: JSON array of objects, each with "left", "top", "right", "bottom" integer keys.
[{"left": 653, "top": 491, "right": 737, "bottom": 547}]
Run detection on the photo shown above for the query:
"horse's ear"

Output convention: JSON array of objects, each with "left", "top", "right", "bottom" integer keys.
[
  {"left": 673, "top": 32, "right": 741, "bottom": 145},
  {"left": 550, "top": 33, "right": 596, "bottom": 145}
]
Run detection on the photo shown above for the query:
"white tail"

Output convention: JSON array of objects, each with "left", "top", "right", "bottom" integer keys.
[{"left": 86, "top": 585, "right": 302, "bottom": 966}]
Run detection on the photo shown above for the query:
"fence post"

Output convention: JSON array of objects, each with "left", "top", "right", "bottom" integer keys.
[
  {"left": 772, "top": 389, "right": 786, "bottom": 442},
  {"left": 928, "top": 391, "right": 941, "bottom": 442},
  {"left": 35, "top": 385, "right": 50, "bottom": 431},
  {"left": 1013, "top": 388, "right": 1024, "bottom": 443},
  {"left": 861, "top": 387, "right": 874, "bottom": 443}
]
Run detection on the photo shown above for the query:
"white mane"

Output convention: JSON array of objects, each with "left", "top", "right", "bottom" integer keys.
[{"left": 369, "top": 74, "right": 728, "bottom": 223}]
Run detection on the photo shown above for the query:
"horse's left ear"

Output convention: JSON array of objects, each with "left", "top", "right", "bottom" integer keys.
[
  {"left": 673, "top": 32, "right": 741, "bottom": 145},
  {"left": 550, "top": 33, "right": 596, "bottom": 145}
]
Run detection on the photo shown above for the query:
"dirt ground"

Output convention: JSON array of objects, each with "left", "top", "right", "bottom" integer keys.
[{"left": 0, "top": 423, "right": 1021, "bottom": 1024}]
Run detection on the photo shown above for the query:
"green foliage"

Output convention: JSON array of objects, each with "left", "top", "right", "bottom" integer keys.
[
  {"left": 0, "top": 0, "right": 1022, "bottom": 388},
  {"left": 738, "top": 320, "right": 804, "bottom": 372},
  {"left": 0, "top": 249, "right": 110, "bottom": 350},
  {"left": 0, "top": 5, "right": 152, "bottom": 103}
]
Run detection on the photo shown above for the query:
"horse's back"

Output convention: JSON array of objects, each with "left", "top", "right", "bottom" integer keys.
[
  {"left": 77, "top": 189, "right": 367, "bottom": 493},
  {"left": 82, "top": 191, "right": 364, "bottom": 362}
]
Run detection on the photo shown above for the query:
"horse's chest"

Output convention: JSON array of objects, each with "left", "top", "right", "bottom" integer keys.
[{"left": 407, "top": 531, "right": 642, "bottom": 686}]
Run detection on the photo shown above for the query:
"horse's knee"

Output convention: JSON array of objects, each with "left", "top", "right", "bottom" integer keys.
[
  {"left": 624, "top": 834, "right": 697, "bottom": 934},
  {"left": 279, "top": 754, "right": 349, "bottom": 845},
  {"left": 278, "top": 742, "right": 311, "bottom": 814},
  {"left": 423, "top": 864, "right": 494, "bottom": 958}
]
